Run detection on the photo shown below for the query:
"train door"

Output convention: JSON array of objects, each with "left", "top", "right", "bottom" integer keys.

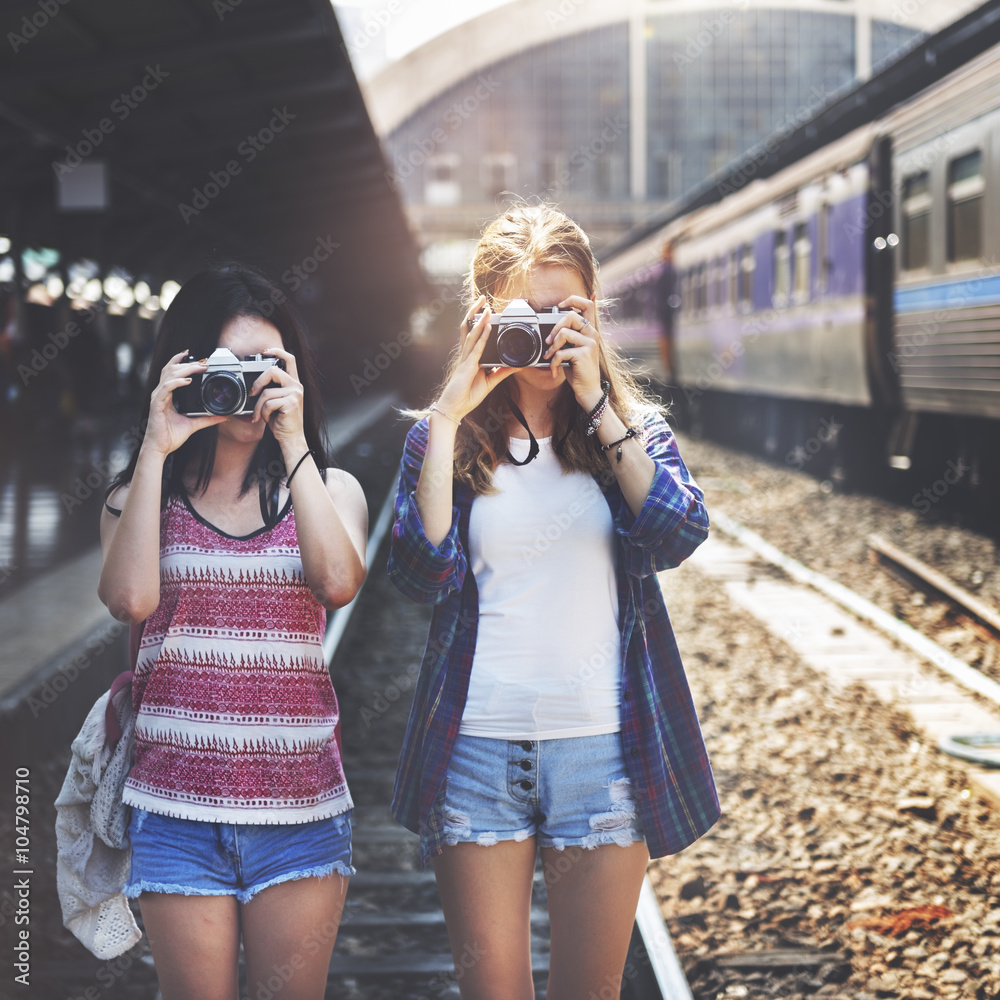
[{"left": 865, "top": 135, "right": 901, "bottom": 409}]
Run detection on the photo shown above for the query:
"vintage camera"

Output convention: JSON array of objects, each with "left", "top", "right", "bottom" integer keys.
[
  {"left": 477, "top": 299, "right": 576, "bottom": 368},
  {"left": 172, "top": 347, "right": 285, "bottom": 416}
]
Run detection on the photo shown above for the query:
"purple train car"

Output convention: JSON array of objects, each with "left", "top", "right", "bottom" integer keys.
[{"left": 602, "top": 39, "right": 1000, "bottom": 505}]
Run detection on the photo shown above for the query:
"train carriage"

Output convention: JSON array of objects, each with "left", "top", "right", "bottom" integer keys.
[{"left": 601, "top": 11, "right": 1000, "bottom": 504}]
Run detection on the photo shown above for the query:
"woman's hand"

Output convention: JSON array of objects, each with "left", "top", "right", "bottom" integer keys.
[
  {"left": 250, "top": 347, "right": 305, "bottom": 448},
  {"left": 543, "top": 293, "right": 604, "bottom": 412},
  {"left": 143, "top": 351, "right": 227, "bottom": 458},
  {"left": 434, "top": 295, "right": 516, "bottom": 421}
]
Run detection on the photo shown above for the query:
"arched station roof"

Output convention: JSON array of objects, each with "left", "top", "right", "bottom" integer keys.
[{"left": 362, "top": 0, "right": 982, "bottom": 138}]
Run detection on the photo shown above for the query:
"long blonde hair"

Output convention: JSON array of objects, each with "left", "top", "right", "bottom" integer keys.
[{"left": 426, "top": 203, "right": 664, "bottom": 494}]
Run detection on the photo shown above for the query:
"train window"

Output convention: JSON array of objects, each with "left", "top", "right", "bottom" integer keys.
[
  {"left": 902, "top": 172, "right": 932, "bottom": 270},
  {"left": 818, "top": 204, "right": 831, "bottom": 293},
  {"left": 947, "top": 152, "right": 984, "bottom": 263},
  {"left": 424, "top": 154, "right": 461, "bottom": 207},
  {"left": 481, "top": 153, "right": 517, "bottom": 200},
  {"left": 729, "top": 249, "right": 739, "bottom": 307},
  {"left": 774, "top": 230, "right": 790, "bottom": 307},
  {"left": 695, "top": 264, "right": 707, "bottom": 314},
  {"left": 739, "top": 244, "right": 755, "bottom": 311},
  {"left": 793, "top": 222, "right": 811, "bottom": 301}
]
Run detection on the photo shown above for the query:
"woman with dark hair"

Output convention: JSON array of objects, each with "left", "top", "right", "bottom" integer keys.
[
  {"left": 98, "top": 264, "right": 367, "bottom": 1000},
  {"left": 388, "top": 205, "right": 719, "bottom": 1000}
]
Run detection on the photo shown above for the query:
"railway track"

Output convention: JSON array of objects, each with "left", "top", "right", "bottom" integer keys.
[{"left": 866, "top": 533, "right": 1000, "bottom": 690}]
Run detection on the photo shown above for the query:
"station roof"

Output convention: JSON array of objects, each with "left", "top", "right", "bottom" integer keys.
[
  {"left": 599, "top": 0, "right": 1000, "bottom": 262},
  {"left": 0, "top": 0, "right": 426, "bottom": 340}
]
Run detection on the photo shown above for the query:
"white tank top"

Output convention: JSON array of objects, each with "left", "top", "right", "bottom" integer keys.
[{"left": 461, "top": 435, "right": 622, "bottom": 740}]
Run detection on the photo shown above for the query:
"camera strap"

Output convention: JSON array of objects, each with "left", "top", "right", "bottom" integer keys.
[
  {"left": 258, "top": 466, "right": 279, "bottom": 528},
  {"left": 504, "top": 395, "right": 539, "bottom": 466},
  {"left": 503, "top": 390, "right": 574, "bottom": 466}
]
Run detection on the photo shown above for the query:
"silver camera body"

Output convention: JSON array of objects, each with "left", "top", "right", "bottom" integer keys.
[
  {"left": 172, "top": 347, "right": 285, "bottom": 416},
  {"left": 477, "top": 299, "right": 576, "bottom": 368}
]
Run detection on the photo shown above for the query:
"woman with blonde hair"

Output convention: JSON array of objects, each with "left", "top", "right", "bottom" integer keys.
[{"left": 388, "top": 204, "right": 719, "bottom": 999}]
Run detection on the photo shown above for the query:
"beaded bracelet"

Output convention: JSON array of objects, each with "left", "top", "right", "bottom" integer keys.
[
  {"left": 586, "top": 394, "right": 610, "bottom": 436},
  {"left": 601, "top": 426, "right": 639, "bottom": 463},
  {"left": 581, "top": 380, "right": 610, "bottom": 436}
]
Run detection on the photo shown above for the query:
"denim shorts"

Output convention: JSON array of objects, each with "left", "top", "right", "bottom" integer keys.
[
  {"left": 423, "top": 731, "right": 645, "bottom": 854},
  {"left": 123, "top": 808, "right": 355, "bottom": 904}
]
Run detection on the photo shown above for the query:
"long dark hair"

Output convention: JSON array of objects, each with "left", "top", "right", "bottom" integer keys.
[{"left": 108, "top": 263, "right": 330, "bottom": 505}]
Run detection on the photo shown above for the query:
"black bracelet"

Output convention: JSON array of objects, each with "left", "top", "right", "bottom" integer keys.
[
  {"left": 285, "top": 449, "right": 315, "bottom": 488},
  {"left": 601, "top": 427, "right": 639, "bottom": 464},
  {"left": 580, "top": 380, "right": 610, "bottom": 423}
]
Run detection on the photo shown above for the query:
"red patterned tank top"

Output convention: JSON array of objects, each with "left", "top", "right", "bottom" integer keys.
[{"left": 122, "top": 492, "right": 351, "bottom": 824}]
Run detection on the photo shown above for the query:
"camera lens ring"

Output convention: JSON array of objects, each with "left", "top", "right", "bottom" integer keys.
[
  {"left": 496, "top": 323, "right": 543, "bottom": 367},
  {"left": 200, "top": 370, "right": 247, "bottom": 416}
]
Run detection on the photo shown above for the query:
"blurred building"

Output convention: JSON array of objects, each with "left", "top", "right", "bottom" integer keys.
[{"left": 360, "top": 0, "right": 983, "bottom": 273}]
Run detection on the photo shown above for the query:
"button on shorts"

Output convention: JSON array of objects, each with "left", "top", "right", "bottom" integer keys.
[
  {"left": 123, "top": 808, "right": 355, "bottom": 904},
  {"left": 423, "top": 731, "right": 645, "bottom": 854}
]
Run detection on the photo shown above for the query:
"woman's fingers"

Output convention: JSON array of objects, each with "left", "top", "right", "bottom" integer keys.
[
  {"left": 253, "top": 386, "right": 303, "bottom": 427},
  {"left": 262, "top": 347, "right": 297, "bottom": 384},
  {"left": 459, "top": 302, "right": 490, "bottom": 361},
  {"left": 250, "top": 362, "right": 292, "bottom": 397},
  {"left": 481, "top": 365, "right": 516, "bottom": 393},
  {"left": 465, "top": 309, "right": 493, "bottom": 363},
  {"left": 188, "top": 413, "right": 228, "bottom": 431}
]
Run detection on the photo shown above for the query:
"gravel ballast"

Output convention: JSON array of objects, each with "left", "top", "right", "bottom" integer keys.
[{"left": 649, "top": 432, "right": 999, "bottom": 1000}]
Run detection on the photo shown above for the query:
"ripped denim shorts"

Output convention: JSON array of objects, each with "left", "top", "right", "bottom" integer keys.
[
  {"left": 423, "top": 732, "right": 645, "bottom": 854},
  {"left": 123, "top": 808, "right": 355, "bottom": 904}
]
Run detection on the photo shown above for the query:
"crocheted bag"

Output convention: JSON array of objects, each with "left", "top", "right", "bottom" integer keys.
[{"left": 54, "top": 625, "right": 143, "bottom": 959}]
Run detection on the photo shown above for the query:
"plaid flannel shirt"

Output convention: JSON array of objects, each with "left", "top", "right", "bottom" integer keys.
[{"left": 387, "top": 409, "right": 720, "bottom": 864}]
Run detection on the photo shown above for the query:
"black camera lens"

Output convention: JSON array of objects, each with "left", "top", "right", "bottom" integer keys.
[
  {"left": 200, "top": 371, "right": 247, "bottom": 415},
  {"left": 496, "top": 323, "right": 542, "bottom": 367}
]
